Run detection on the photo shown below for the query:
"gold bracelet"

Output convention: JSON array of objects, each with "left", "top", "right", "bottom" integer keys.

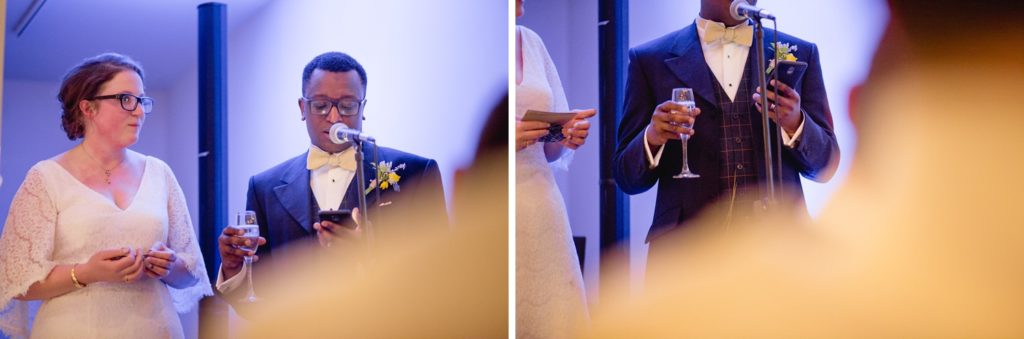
[{"left": 71, "top": 264, "right": 86, "bottom": 289}]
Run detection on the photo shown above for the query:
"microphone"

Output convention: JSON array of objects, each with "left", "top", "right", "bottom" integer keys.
[
  {"left": 329, "top": 123, "right": 375, "bottom": 144},
  {"left": 730, "top": 0, "right": 775, "bottom": 21}
]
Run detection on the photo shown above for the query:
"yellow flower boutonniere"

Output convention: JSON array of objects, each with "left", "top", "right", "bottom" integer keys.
[
  {"left": 766, "top": 42, "right": 798, "bottom": 75},
  {"left": 365, "top": 161, "right": 406, "bottom": 195}
]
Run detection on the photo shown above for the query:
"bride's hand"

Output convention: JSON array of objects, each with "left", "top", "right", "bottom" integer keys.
[
  {"left": 143, "top": 242, "right": 180, "bottom": 279},
  {"left": 560, "top": 109, "right": 596, "bottom": 150},
  {"left": 516, "top": 120, "right": 550, "bottom": 151},
  {"left": 78, "top": 247, "right": 144, "bottom": 284}
]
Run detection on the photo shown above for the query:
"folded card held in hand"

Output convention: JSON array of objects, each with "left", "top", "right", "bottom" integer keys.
[{"left": 522, "top": 110, "right": 575, "bottom": 143}]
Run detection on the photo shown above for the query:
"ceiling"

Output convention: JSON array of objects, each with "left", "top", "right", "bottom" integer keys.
[{"left": 4, "top": 0, "right": 273, "bottom": 89}]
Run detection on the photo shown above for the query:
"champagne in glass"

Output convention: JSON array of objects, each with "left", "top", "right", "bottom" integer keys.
[
  {"left": 672, "top": 88, "right": 700, "bottom": 179},
  {"left": 236, "top": 211, "right": 260, "bottom": 303}
]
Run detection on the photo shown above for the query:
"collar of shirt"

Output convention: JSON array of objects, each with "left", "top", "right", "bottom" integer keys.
[
  {"left": 307, "top": 145, "right": 357, "bottom": 171},
  {"left": 308, "top": 145, "right": 356, "bottom": 212},
  {"left": 695, "top": 17, "right": 753, "bottom": 102},
  {"left": 696, "top": 17, "right": 753, "bottom": 47}
]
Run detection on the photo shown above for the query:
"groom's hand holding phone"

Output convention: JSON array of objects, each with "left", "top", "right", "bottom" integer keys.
[
  {"left": 754, "top": 60, "right": 808, "bottom": 134},
  {"left": 314, "top": 208, "right": 362, "bottom": 249},
  {"left": 218, "top": 226, "right": 267, "bottom": 280}
]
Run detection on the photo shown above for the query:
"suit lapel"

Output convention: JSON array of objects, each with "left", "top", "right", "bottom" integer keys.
[
  {"left": 664, "top": 23, "right": 720, "bottom": 111},
  {"left": 274, "top": 154, "right": 314, "bottom": 233}
]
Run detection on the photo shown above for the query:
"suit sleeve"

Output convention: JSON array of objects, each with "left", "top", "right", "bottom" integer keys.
[
  {"left": 417, "top": 159, "right": 449, "bottom": 228},
  {"left": 614, "top": 48, "right": 661, "bottom": 194},
  {"left": 786, "top": 42, "right": 840, "bottom": 182}
]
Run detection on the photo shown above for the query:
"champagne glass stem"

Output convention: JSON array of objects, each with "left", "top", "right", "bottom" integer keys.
[
  {"left": 244, "top": 256, "right": 256, "bottom": 302},
  {"left": 681, "top": 134, "right": 692, "bottom": 172}
]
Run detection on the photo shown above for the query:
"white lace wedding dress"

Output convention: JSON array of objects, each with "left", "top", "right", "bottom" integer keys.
[
  {"left": 0, "top": 156, "right": 212, "bottom": 338},
  {"left": 516, "top": 25, "right": 589, "bottom": 338}
]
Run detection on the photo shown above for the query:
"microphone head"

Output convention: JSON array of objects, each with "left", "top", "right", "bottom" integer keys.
[
  {"left": 729, "top": 0, "right": 749, "bottom": 21},
  {"left": 329, "top": 122, "right": 349, "bottom": 144}
]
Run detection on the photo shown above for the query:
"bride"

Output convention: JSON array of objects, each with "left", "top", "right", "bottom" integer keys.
[
  {"left": 0, "top": 53, "right": 211, "bottom": 338},
  {"left": 515, "top": 0, "right": 597, "bottom": 337}
]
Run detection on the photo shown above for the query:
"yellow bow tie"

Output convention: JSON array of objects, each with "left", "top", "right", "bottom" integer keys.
[
  {"left": 702, "top": 22, "right": 753, "bottom": 46},
  {"left": 306, "top": 146, "right": 357, "bottom": 171}
]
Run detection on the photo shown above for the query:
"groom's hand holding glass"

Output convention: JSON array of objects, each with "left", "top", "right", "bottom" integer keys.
[
  {"left": 644, "top": 101, "right": 702, "bottom": 146},
  {"left": 218, "top": 226, "right": 267, "bottom": 280}
]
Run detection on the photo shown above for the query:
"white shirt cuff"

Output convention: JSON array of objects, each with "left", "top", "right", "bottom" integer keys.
[
  {"left": 643, "top": 125, "right": 666, "bottom": 169},
  {"left": 215, "top": 263, "right": 247, "bottom": 294},
  {"left": 780, "top": 115, "right": 806, "bottom": 148}
]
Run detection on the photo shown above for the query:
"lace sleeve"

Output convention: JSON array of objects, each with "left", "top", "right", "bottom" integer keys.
[
  {"left": 161, "top": 161, "right": 213, "bottom": 313},
  {"left": 0, "top": 166, "right": 58, "bottom": 338}
]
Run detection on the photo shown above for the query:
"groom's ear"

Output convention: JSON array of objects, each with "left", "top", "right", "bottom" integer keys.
[{"left": 297, "top": 98, "right": 306, "bottom": 121}]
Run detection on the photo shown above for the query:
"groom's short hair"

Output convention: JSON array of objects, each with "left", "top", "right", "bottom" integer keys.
[{"left": 301, "top": 52, "right": 367, "bottom": 95}]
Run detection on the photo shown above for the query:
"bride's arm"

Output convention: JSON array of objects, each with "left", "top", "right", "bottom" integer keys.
[
  {"left": 15, "top": 265, "right": 79, "bottom": 301},
  {"left": 19, "top": 249, "right": 140, "bottom": 300}
]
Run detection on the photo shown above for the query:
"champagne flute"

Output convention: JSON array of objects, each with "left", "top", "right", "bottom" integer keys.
[
  {"left": 236, "top": 211, "right": 260, "bottom": 303},
  {"left": 672, "top": 88, "right": 700, "bottom": 179}
]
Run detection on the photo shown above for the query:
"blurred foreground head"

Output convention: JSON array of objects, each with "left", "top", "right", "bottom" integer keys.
[
  {"left": 588, "top": 2, "right": 1024, "bottom": 337},
  {"left": 239, "top": 95, "right": 508, "bottom": 338}
]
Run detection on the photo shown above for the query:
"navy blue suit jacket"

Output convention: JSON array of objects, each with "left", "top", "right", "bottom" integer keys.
[
  {"left": 226, "top": 146, "right": 447, "bottom": 312},
  {"left": 249, "top": 146, "right": 448, "bottom": 252},
  {"left": 613, "top": 23, "right": 839, "bottom": 242}
]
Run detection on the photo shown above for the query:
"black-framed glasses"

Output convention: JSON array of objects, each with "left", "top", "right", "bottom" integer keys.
[
  {"left": 302, "top": 97, "right": 366, "bottom": 116},
  {"left": 89, "top": 93, "right": 154, "bottom": 114}
]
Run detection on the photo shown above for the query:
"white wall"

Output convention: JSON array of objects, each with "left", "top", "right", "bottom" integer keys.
[{"left": 521, "top": 0, "right": 888, "bottom": 303}]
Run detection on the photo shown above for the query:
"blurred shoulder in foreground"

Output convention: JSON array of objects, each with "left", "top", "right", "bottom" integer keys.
[
  {"left": 588, "top": 1, "right": 1024, "bottom": 337},
  {"left": 239, "top": 95, "right": 509, "bottom": 338}
]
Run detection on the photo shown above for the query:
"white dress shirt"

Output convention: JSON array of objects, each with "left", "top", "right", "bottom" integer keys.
[
  {"left": 216, "top": 145, "right": 355, "bottom": 294},
  {"left": 644, "top": 17, "right": 804, "bottom": 168}
]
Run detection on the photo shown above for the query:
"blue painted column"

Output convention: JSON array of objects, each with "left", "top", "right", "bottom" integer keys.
[
  {"left": 599, "top": 0, "right": 630, "bottom": 302},
  {"left": 198, "top": 2, "right": 228, "bottom": 338}
]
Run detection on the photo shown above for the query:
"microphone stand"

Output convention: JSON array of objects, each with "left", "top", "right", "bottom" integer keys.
[
  {"left": 752, "top": 17, "right": 777, "bottom": 210},
  {"left": 352, "top": 139, "right": 373, "bottom": 240}
]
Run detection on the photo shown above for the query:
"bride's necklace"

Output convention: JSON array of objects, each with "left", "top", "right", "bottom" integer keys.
[{"left": 81, "top": 145, "right": 125, "bottom": 185}]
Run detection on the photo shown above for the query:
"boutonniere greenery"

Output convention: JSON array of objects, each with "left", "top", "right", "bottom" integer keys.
[
  {"left": 365, "top": 160, "right": 406, "bottom": 195},
  {"left": 766, "top": 42, "right": 798, "bottom": 75}
]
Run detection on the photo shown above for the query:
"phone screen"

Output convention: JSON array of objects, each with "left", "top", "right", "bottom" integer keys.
[
  {"left": 769, "top": 60, "right": 808, "bottom": 90},
  {"left": 318, "top": 209, "right": 353, "bottom": 227}
]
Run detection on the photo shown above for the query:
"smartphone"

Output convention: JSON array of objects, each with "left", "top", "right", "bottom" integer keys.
[
  {"left": 318, "top": 209, "right": 354, "bottom": 228},
  {"left": 768, "top": 60, "right": 808, "bottom": 90}
]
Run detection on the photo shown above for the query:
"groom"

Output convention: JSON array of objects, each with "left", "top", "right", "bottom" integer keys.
[
  {"left": 215, "top": 52, "right": 448, "bottom": 312},
  {"left": 613, "top": 0, "right": 839, "bottom": 244}
]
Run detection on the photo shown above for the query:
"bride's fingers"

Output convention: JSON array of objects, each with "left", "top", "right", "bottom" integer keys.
[
  {"left": 120, "top": 249, "right": 145, "bottom": 276},
  {"left": 145, "top": 264, "right": 169, "bottom": 278},
  {"left": 144, "top": 257, "right": 171, "bottom": 272}
]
